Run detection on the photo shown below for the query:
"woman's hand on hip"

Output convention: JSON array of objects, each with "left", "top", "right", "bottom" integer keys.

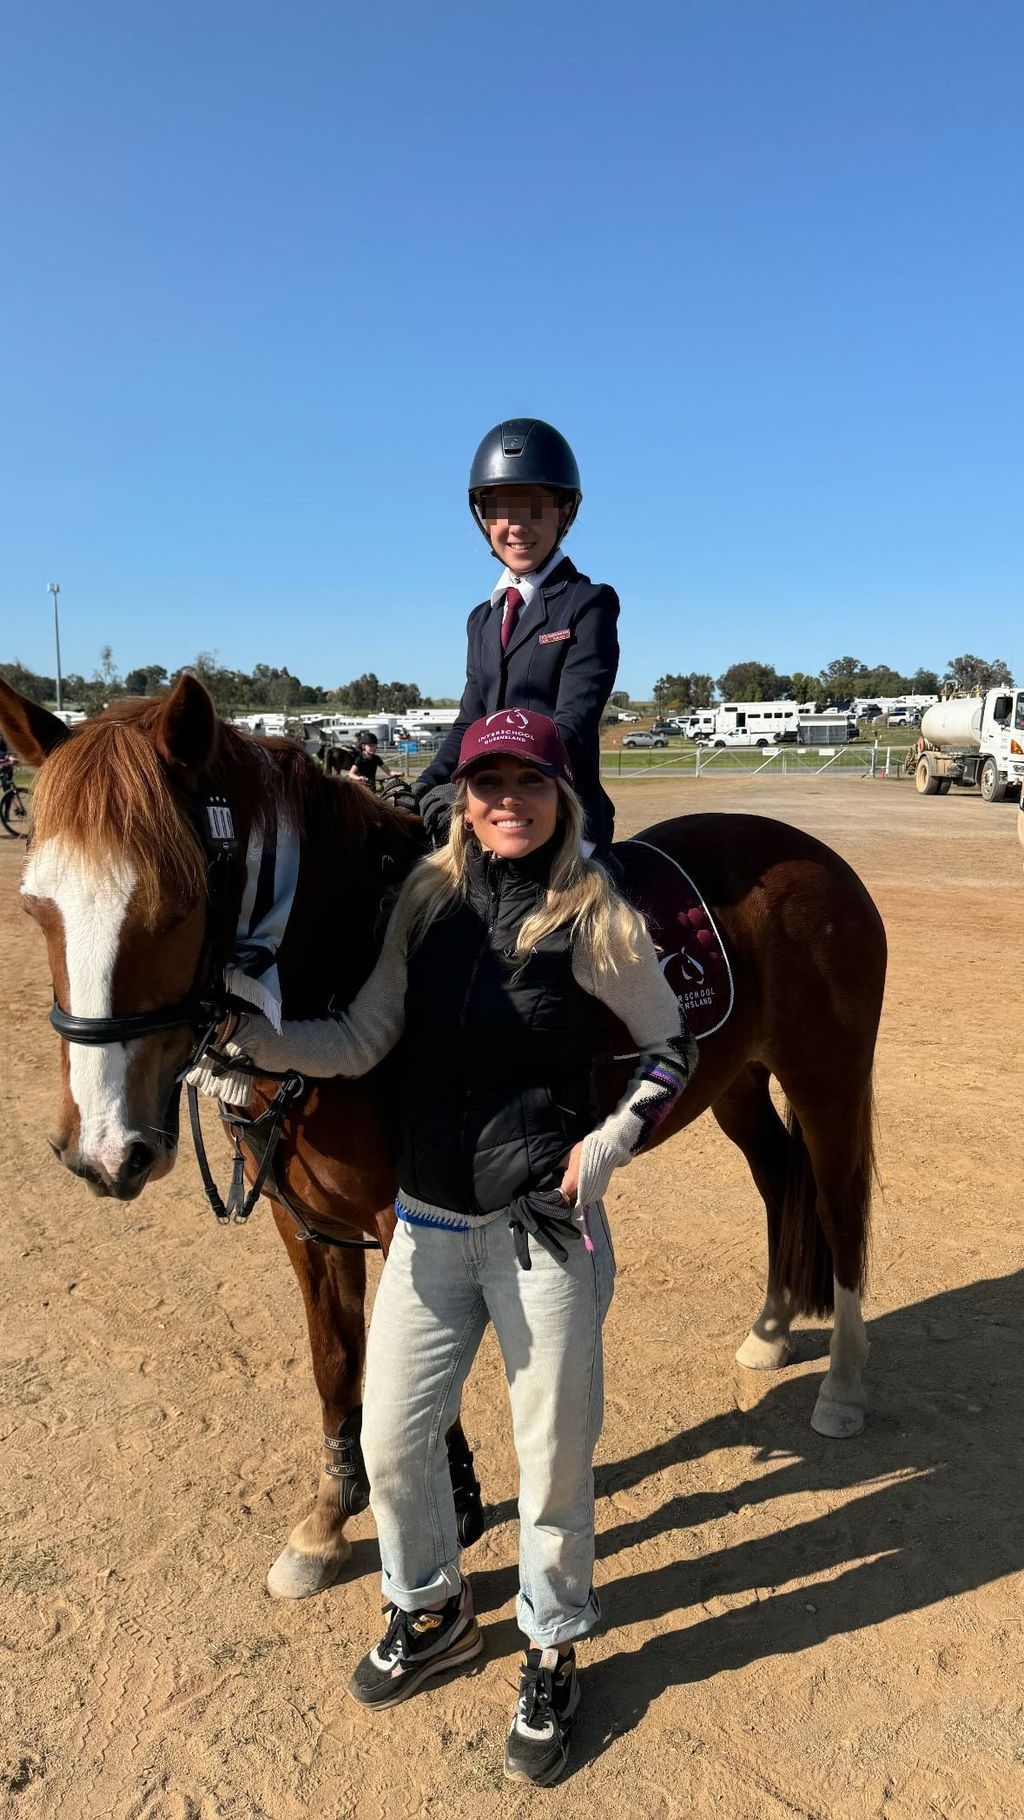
[{"left": 559, "top": 1141, "right": 585, "bottom": 1208}]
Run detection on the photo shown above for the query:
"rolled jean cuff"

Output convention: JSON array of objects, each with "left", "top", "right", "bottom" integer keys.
[
  {"left": 381, "top": 1559, "right": 462, "bottom": 1613},
  {"left": 516, "top": 1586, "right": 602, "bottom": 1648}
]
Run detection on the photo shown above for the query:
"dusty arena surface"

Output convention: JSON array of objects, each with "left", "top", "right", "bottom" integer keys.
[{"left": 2, "top": 774, "right": 1022, "bottom": 1820}]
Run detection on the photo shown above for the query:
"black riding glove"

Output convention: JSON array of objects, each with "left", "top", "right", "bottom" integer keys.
[
  {"left": 389, "top": 786, "right": 421, "bottom": 816},
  {"left": 417, "top": 783, "right": 455, "bottom": 849},
  {"left": 506, "top": 1190, "right": 581, "bottom": 1271}
]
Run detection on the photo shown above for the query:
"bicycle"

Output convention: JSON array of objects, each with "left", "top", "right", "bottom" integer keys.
[{"left": 1, "top": 759, "right": 29, "bottom": 837}]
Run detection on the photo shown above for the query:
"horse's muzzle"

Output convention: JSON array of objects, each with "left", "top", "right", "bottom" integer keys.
[{"left": 50, "top": 1136, "right": 177, "bottom": 1200}]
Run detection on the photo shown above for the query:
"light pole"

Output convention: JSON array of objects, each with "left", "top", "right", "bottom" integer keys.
[{"left": 47, "top": 583, "right": 63, "bottom": 712}]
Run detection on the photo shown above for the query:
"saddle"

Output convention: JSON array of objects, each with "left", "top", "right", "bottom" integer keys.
[{"left": 600, "top": 835, "right": 734, "bottom": 1060}]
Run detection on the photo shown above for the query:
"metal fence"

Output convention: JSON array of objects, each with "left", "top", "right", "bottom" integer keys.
[{"left": 599, "top": 744, "right": 908, "bottom": 781}]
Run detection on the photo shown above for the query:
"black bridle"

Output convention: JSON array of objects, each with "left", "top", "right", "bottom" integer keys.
[{"left": 48, "top": 791, "right": 380, "bottom": 1252}]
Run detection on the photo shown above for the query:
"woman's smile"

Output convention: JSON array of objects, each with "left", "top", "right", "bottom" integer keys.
[{"left": 465, "top": 757, "right": 559, "bottom": 855}]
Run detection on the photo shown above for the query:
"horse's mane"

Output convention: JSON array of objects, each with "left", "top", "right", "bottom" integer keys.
[{"left": 30, "top": 696, "right": 413, "bottom": 927}]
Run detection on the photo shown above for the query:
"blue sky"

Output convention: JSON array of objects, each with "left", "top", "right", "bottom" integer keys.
[{"left": 2, "top": 1, "right": 1021, "bottom": 698}]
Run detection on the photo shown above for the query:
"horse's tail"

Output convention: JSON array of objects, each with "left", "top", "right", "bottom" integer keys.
[{"left": 774, "top": 1088, "right": 875, "bottom": 1318}]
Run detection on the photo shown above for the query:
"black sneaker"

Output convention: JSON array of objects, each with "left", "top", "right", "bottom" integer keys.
[
  {"left": 348, "top": 1579, "right": 482, "bottom": 1710},
  {"left": 504, "top": 1646, "right": 580, "bottom": 1786}
]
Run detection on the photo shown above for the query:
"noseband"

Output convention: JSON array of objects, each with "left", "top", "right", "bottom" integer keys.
[{"left": 48, "top": 791, "right": 380, "bottom": 1253}]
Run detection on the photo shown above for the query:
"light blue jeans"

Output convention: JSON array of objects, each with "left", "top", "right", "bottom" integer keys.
[{"left": 361, "top": 1203, "right": 616, "bottom": 1647}]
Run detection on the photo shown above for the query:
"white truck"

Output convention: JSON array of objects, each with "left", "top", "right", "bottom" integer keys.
[{"left": 912, "top": 689, "right": 1024, "bottom": 802}]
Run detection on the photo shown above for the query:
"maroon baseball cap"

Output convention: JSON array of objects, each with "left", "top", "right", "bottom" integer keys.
[{"left": 453, "top": 710, "right": 574, "bottom": 786}]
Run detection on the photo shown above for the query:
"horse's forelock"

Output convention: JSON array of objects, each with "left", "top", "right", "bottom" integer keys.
[{"left": 30, "top": 716, "right": 205, "bottom": 926}]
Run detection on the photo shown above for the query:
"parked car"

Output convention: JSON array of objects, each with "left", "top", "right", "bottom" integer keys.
[
  {"left": 651, "top": 719, "right": 682, "bottom": 735},
  {"left": 623, "top": 730, "right": 668, "bottom": 748},
  {"left": 699, "top": 728, "right": 773, "bottom": 749},
  {"left": 617, "top": 712, "right": 641, "bottom": 723}
]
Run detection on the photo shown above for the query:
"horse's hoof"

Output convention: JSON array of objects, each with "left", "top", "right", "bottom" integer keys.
[
  {"left": 266, "top": 1537, "right": 352, "bottom": 1599},
  {"left": 456, "top": 1495, "right": 486, "bottom": 1549},
  {"left": 735, "top": 1329, "right": 791, "bottom": 1371},
  {"left": 810, "top": 1396, "right": 865, "bottom": 1439}
]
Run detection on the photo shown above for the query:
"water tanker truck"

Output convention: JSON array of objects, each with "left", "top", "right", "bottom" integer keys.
[{"left": 911, "top": 688, "right": 1024, "bottom": 802}]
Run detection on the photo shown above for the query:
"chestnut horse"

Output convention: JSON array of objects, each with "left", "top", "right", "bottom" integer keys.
[{"left": 0, "top": 675, "right": 886, "bottom": 1601}]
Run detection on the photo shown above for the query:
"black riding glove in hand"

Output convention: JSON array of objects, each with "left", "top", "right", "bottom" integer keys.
[
  {"left": 506, "top": 1190, "right": 581, "bottom": 1271},
  {"left": 417, "top": 783, "right": 455, "bottom": 849}
]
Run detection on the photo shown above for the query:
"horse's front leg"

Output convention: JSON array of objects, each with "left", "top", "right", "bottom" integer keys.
[{"left": 266, "top": 1215, "right": 377, "bottom": 1599}]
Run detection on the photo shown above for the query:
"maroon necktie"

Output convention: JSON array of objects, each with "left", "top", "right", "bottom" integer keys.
[{"left": 501, "top": 585, "right": 523, "bottom": 651}]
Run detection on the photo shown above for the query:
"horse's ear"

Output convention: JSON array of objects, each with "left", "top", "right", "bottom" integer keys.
[
  {"left": 0, "top": 678, "right": 72, "bottom": 767},
  {"left": 154, "top": 674, "right": 219, "bottom": 774}
]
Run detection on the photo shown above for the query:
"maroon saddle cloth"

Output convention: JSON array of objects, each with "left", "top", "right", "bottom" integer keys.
[{"left": 600, "top": 835, "right": 735, "bottom": 1060}]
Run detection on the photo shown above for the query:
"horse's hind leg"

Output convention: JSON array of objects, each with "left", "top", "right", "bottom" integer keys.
[
  {"left": 713, "top": 1064, "right": 798, "bottom": 1371},
  {"left": 266, "top": 1218, "right": 371, "bottom": 1599},
  {"left": 780, "top": 1074, "right": 874, "bottom": 1439}
]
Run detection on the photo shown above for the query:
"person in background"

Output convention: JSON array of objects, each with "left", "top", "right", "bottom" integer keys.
[
  {"left": 409, "top": 419, "right": 620, "bottom": 857},
  {"left": 349, "top": 732, "right": 394, "bottom": 791}
]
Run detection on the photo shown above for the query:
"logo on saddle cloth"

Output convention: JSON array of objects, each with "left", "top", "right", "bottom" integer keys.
[{"left": 607, "top": 837, "right": 734, "bottom": 1052}]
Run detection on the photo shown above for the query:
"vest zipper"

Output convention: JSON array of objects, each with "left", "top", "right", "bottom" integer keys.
[{"left": 457, "top": 859, "right": 504, "bottom": 1218}]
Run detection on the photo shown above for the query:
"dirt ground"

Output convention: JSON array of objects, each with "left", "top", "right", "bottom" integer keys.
[{"left": 2, "top": 774, "right": 1022, "bottom": 1820}]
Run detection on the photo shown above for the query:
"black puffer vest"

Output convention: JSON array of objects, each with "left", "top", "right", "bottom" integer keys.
[{"left": 397, "top": 838, "right": 599, "bottom": 1215}]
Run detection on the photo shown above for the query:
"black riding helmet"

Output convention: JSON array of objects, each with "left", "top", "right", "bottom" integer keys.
[{"left": 468, "top": 419, "right": 582, "bottom": 551}]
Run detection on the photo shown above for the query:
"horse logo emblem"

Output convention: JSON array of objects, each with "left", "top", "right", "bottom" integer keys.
[{"left": 484, "top": 710, "right": 530, "bottom": 730}]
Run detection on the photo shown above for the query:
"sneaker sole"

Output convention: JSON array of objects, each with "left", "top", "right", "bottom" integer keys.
[
  {"left": 348, "top": 1620, "right": 484, "bottom": 1710},
  {"left": 504, "top": 1740, "right": 571, "bottom": 1789}
]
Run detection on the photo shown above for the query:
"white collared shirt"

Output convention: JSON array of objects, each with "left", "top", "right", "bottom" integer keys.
[{"left": 489, "top": 545, "right": 566, "bottom": 610}]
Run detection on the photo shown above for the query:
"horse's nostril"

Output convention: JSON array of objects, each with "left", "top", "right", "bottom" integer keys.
[{"left": 127, "top": 1141, "right": 155, "bottom": 1177}]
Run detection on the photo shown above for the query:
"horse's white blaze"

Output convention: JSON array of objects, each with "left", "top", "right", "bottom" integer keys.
[{"left": 22, "top": 840, "right": 139, "bottom": 1172}]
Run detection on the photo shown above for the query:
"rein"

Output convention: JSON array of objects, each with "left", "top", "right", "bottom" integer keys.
[{"left": 48, "top": 788, "right": 382, "bottom": 1253}]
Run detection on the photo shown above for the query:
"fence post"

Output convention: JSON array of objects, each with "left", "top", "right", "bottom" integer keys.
[
  {"left": 884, "top": 746, "right": 891, "bottom": 778},
  {"left": 695, "top": 745, "right": 702, "bottom": 778},
  {"left": 870, "top": 745, "right": 876, "bottom": 778}
]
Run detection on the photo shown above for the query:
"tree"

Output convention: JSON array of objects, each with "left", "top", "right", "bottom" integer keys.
[
  {"left": 0, "top": 661, "right": 57, "bottom": 704},
  {"left": 653, "top": 674, "right": 688, "bottom": 709},
  {"left": 97, "top": 646, "right": 121, "bottom": 692},
  {"left": 683, "top": 671, "right": 715, "bottom": 708},
  {"left": 609, "top": 690, "right": 631, "bottom": 710},
  {"left": 787, "top": 671, "right": 820, "bottom": 705},
  {"left": 820, "top": 656, "right": 868, "bottom": 689},
  {"left": 124, "top": 663, "right": 169, "bottom": 696},
  {"left": 944, "top": 653, "right": 1014, "bottom": 694},
  {"left": 716, "top": 661, "right": 782, "bottom": 702},
  {"left": 378, "top": 680, "right": 423, "bottom": 713},
  {"left": 652, "top": 672, "right": 715, "bottom": 711},
  {"left": 860, "top": 665, "right": 906, "bottom": 700},
  {"left": 909, "top": 667, "right": 940, "bottom": 695},
  {"left": 335, "top": 672, "right": 381, "bottom": 711}
]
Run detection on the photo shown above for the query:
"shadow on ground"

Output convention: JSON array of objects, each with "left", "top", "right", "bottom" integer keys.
[{"left": 462, "top": 1269, "right": 1024, "bottom": 1772}]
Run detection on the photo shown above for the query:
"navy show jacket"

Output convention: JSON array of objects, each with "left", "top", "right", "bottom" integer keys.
[{"left": 418, "top": 556, "right": 620, "bottom": 849}]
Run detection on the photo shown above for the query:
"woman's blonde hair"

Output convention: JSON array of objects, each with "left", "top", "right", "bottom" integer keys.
[{"left": 395, "top": 775, "right": 649, "bottom": 978}]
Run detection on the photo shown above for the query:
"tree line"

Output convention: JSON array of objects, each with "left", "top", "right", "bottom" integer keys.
[
  {"left": 652, "top": 653, "right": 1015, "bottom": 711},
  {"left": 0, "top": 650, "right": 435, "bottom": 717},
  {"left": 2, "top": 645, "right": 1015, "bottom": 721}
]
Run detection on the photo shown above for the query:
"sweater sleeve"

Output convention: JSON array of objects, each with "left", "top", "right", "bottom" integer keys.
[
  {"left": 224, "top": 911, "right": 409, "bottom": 1080},
  {"left": 571, "top": 936, "right": 698, "bottom": 1208}
]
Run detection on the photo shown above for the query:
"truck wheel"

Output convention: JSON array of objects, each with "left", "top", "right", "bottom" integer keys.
[
  {"left": 936, "top": 779, "right": 951, "bottom": 794},
  {"left": 915, "top": 756, "right": 941, "bottom": 795},
  {"left": 980, "top": 757, "right": 1007, "bottom": 803}
]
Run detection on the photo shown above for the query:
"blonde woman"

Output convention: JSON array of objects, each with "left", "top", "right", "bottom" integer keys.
[{"left": 235, "top": 710, "right": 697, "bottom": 1786}]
